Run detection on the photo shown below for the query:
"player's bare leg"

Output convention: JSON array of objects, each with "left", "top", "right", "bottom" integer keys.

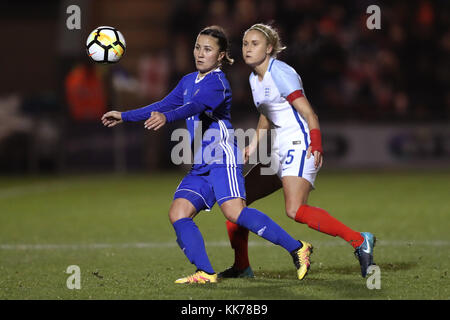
[
  {"left": 282, "top": 176, "right": 311, "bottom": 219},
  {"left": 168, "top": 198, "right": 198, "bottom": 223}
]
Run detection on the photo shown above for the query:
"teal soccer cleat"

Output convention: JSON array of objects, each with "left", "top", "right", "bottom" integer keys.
[
  {"left": 354, "top": 232, "right": 376, "bottom": 278},
  {"left": 217, "top": 266, "right": 255, "bottom": 279}
]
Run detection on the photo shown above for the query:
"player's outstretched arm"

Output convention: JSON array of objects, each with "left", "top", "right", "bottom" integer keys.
[{"left": 101, "top": 111, "right": 123, "bottom": 127}]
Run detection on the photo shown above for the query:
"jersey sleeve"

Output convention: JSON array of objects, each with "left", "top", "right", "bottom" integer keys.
[
  {"left": 121, "top": 78, "right": 184, "bottom": 122},
  {"left": 270, "top": 60, "right": 305, "bottom": 104},
  {"left": 164, "top": 73, "right": 226, "bottom": 123}
]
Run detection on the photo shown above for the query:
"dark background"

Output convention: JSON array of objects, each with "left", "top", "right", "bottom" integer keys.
[{"left": 0, "top": 0, "right": 448, "bottom": 174}]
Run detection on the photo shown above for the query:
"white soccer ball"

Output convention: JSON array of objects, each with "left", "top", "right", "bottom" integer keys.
[{"left": 86, "top": 26, "right": 126, "bottom": 64}]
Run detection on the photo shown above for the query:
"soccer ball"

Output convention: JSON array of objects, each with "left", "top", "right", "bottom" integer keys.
[{"left": 86, "top": 26, "right": 126, "bottom": 64}]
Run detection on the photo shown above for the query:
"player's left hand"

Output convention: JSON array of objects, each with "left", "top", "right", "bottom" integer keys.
[
  {"left": 144, "top": 112, "right": 167, "bottom": 131},
  {"left": 306, "top": 146, "right": 323, "bottom": 169}
]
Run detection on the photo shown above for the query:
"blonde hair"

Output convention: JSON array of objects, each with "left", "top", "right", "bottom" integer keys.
[{"left": 245, "top": 23, "right": 286, "bottom": 57}]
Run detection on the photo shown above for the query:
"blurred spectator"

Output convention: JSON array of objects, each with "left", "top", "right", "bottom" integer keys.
[
  {"left": 169, "top": 0, "right": 449, "bottom": 122},
  {"left": 0, "top": 95, "right": 33, "bottom": 173},
  {"left": 138, "top": 53, "right": 170, "bottom": 101},
  {"left": 65, "top": 61, "right": 107, "bottom": 122},
  {"left": 61, "top": 60, "right": 112, "bottom": 172},
  {"left": 0, "top": 95, "right": 32, "bottom": 143},
  {"left": 3, "top": 0, "right": 447, "bottom": 174}
]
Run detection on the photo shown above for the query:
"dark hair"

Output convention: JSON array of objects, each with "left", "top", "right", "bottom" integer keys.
[{"left": 199, "top": 25, "right": 234, "bottom": 65}]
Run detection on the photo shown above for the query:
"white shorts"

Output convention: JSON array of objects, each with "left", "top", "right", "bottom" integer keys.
[{"left": 261, "top": 142, "right": 319, "bottom": 188}]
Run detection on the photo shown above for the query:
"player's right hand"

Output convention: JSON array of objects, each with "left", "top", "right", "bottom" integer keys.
[
  {"left": 306, "top": 146, "right": 323, "bottom": 169},
  {"left": 101, "top": 111, "right": 123, "bottom": 127}
]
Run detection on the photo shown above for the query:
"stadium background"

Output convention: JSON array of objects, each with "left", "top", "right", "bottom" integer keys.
[
  {"left": 0, "top": 0, "right": 449, "bottom": 300},
  {"left": 0, "top": 0, "right": 449, "bottom": 173}
]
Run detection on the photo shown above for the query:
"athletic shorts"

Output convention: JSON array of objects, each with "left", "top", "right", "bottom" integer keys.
[
  {"left": 263, "top": 142, "right": 319, "bottom": 187},
  {"left": 173, "top": 166, "right": 246, "bottom": 212}
]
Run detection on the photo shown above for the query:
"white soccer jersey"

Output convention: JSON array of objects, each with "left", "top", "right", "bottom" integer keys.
[
  {"left": 249, "top": 58, "right": 318, "bottom": 184},
  {"left": 249, "top": 57, "right": 310, "bottom": 149}
]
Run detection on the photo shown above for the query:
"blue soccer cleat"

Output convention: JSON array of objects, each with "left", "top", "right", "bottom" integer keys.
[{"left": 354, "top": 232, "right": 376, "bottom": 278}]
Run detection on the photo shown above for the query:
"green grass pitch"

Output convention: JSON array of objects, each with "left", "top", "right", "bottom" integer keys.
[{"left": 0, "top": 170, "right": 448, "bottom": 300}]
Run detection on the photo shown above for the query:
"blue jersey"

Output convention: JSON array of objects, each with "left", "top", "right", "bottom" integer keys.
[{"left": 122, "top": 69, "right": 242, "bottom": 174}]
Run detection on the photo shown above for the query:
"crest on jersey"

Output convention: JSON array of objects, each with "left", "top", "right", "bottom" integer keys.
[{"left": 264, "top": 87, "right": 270, "bottom": 98}]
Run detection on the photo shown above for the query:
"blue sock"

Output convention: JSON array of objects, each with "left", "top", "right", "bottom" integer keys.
[
  {"left": 172, "top": 217, "right": 215, "bottom": 274},
  {"left": 236, "top": 207, "right": 302, "bottom": 253}
]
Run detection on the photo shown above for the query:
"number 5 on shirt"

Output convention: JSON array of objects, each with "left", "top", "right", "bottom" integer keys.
[{"left": 285, "top": 149, "right": 295, "bottom": 164}]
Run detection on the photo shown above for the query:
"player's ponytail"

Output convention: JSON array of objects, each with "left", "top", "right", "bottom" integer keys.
[
  {"left": 199, "top": 26, "right": 234, "bottom": 66},
  {"left": 245, "top": 23, "right": 286, "bottom": 57}
]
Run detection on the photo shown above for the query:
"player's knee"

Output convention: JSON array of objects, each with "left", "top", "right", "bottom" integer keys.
[
  {"left": 168, "top": 199, "right": 196, "bottom": 224},
  {"left": 285, "top": 207, "right": 297, "bottom": 220},
  {"left": 168, "top": 209, "right": 183, "bottom": 224},
  {"left": 285, "top": 201, "right": 307, "bottom": 220},
  {"left": 220, "top": 198, "right": 245, "bottom": 223},
  {"left": 222, "top": 207, "right": 241, "bottom": 223},
  {"left": 169, "top": 209, "right": 194, "bottom": 224}
]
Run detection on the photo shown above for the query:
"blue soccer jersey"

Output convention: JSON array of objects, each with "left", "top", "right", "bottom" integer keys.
[{"left": 121, "top": 68, "right": 242, "bottom": 174}]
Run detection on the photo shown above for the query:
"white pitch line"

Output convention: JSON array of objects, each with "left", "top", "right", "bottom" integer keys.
[
  {"left": 0, "top": 182, "right": 73, "bottom": 200},
  {"left": 0, "top": 240, "right": 449, "bottom": 251}
]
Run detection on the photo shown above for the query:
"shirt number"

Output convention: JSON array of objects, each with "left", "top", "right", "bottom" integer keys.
[{"left": 285, "top": 149, "right": 295, "bottom": 165}]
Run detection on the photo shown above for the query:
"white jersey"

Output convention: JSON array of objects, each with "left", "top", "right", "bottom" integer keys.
[
  {"left": 249, "top": 57, "right": 310, "bottom": 150},
  {"left": 249, "top": 58, "right": 318, "bottom": 185}
]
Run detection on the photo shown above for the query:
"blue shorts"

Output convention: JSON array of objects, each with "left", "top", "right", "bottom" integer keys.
[{"left": 173, "top": 166, "right": 246, "bottom": 212}]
